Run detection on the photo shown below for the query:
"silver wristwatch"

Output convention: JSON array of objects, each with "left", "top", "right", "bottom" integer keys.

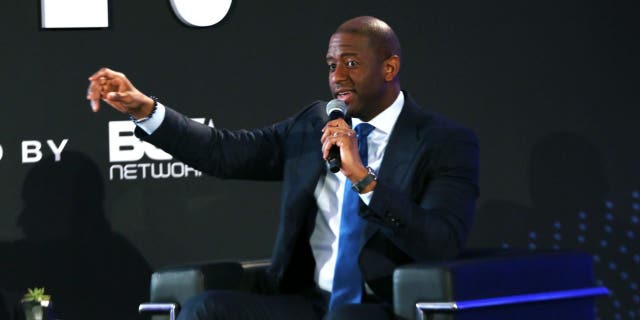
[{"left": 351, "top": 166, "right": 377, "bottom": 193}]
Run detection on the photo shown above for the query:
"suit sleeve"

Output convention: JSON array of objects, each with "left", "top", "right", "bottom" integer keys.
[
  {"left": 134, "top": 106, "right": 291, "bottom": 181},
  {"left": 362, "top": 127, "right": 479, "bottom": 261}
]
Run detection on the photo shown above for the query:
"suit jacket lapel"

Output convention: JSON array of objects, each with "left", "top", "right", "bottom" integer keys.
[{"left": 362, "top": 93, "right": 424, "bottom": 241}]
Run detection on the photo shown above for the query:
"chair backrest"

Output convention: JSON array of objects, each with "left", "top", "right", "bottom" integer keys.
[{"left": 393, "top": 250, "right": 608, "bottom": 320}]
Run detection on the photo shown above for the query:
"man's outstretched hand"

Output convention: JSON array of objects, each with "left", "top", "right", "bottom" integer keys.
[{"left": 86, "top": 68, "right": 155, "bottom": 119}]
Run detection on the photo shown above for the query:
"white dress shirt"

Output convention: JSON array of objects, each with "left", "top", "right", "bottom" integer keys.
[
  {"left": 310, "top": 92, "right": 404, "bottom": 292},
  {"left": 137, "top": 91, "right": 405, "bottom": 293}
]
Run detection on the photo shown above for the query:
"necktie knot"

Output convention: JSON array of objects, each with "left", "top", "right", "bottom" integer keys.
[{"left": 355, "top": 123, "right": 375, "bottom": 141}]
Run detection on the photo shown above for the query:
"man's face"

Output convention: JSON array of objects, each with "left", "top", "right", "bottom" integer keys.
[{"left": 326, "top": 32, "right": 387, "bottom": 120}]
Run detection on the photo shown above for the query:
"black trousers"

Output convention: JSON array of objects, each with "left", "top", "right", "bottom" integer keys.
[{"left": 176, "top": 289, "right": 393, "bottom": 320}]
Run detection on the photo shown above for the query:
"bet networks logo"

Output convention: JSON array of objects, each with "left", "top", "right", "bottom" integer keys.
[
  {"left": 41, "top": 0, "right": 233, "bottom": 28},
  {"left": 108, "top": 118, "right": 214, "bottom": 181}
]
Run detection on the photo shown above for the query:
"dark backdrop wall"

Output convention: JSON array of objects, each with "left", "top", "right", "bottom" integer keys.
[{"left": 0, "top": 0, "right": 638, "bottom": 319}]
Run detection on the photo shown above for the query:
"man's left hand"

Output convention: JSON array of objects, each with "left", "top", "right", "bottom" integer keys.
[{"left": 321, "top": 119, "right": 372, "bottom": 190}]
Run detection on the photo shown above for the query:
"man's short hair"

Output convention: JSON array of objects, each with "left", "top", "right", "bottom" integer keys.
[{"left": 335, "top": 16, "right": 402, "bottom": 61}]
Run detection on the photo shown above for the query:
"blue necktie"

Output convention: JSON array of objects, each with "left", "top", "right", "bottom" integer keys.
[{"left": 329, "top": 123, "right": 375, "bottom": 310}]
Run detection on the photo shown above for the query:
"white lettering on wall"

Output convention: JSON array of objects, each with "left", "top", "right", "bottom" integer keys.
[
  {"left": 0, "top": 144, "right": 3, "bottom": 160},
  {"left": 41, "top": 0, "right": 109, "bottom": 29},
  {"left": 47, "top": 139, "right": 69, "bottom": 162},
  {"left": 108, "top": 118, "right": 211, "bottom": 162},
  {"left": 41, "top": 0, "right": 233, "bottom": 29},
  {"left": 22, "top": 141, "right": 43, "bottom": 163},
  {"left": 108, "top": 121, "right": 171, "bottom": 162},
  {"left": 109, "top": 162, "right": 202, "bottom": 180},
  {"left": 22, "top": 139, "right": 70, "bottom": 163}
]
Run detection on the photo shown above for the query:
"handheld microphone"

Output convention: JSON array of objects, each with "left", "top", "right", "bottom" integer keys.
[{"left": 325, "top": 99, "right": 348, "bottom": 173}]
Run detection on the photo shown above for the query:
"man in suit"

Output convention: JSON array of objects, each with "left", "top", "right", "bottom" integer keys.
[{"left": 87, "top": 16, "right": 478, "bottom": 320}]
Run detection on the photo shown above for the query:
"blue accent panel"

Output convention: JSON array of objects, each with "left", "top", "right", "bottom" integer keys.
[
  {"left": 446, "top": 251, "right": 596, "bottom": 302},
  {"left": 452, "top": 287, "right": 610, "bottom": 310}
]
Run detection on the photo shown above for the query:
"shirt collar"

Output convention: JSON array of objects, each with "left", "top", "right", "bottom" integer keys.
[{"left": 351, "top": 91, "right": 404, "bottom": 135}]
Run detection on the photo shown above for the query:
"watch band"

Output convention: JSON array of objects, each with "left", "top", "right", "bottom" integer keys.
[
  {"left": 129, "top": 95, "right": 158, "bottom": 124},
  {"left": 351, "top": 166, "right": 377, "bottom": 193}
]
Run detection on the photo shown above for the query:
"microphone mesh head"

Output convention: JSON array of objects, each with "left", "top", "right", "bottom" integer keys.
[{"left": 326, "top": 99, "right": 347, "bottom": 116}]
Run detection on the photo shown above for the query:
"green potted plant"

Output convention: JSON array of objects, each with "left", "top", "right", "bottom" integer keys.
[{"left": 21, "top": 287, "right": 52, "bottom": 320}]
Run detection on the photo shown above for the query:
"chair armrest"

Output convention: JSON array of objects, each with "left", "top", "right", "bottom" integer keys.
[
  {"left": 393, "top": 251, "right": 606, "bottom": 320},
  {"left": 149, "top": 259, "right": 270, "bottom": 307}
]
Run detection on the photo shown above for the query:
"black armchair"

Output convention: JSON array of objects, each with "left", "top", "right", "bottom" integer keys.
[{"left": 139, "top": 251, "right": 608, "bottom": 320}]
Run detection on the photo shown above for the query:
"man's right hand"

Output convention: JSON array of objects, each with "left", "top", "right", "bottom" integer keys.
[{"left": 86, "top": 67, "right": 155, "bottom": 119}]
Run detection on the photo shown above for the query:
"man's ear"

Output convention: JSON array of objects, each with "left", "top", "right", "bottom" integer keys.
[{"left": 383, "top": 55, "right": 400, "bottom": 82}]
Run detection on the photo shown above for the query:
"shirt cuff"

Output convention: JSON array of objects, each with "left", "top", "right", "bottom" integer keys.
[
  {"left": 359, "top": 190, "right": 374, "bottom": 205},
  {"left": 136, "top": 102, "right": 166, "bottom": 134}
]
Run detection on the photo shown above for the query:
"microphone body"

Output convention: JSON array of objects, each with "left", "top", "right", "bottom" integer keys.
[{"left": 325, "top": 99, "right": 348, "bottom": 173}]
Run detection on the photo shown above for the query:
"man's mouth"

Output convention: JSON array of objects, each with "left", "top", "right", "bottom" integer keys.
[{"left": 335, "top": 90, "right": 354, "bottom": 103}]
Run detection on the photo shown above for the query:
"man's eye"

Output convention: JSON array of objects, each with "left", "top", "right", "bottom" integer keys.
[
  {"left": 328, "top": 63, "right": 337, "bottom": 72},
  {"left": 346, "top": 60, "right": 359, "bottom": 68}
]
